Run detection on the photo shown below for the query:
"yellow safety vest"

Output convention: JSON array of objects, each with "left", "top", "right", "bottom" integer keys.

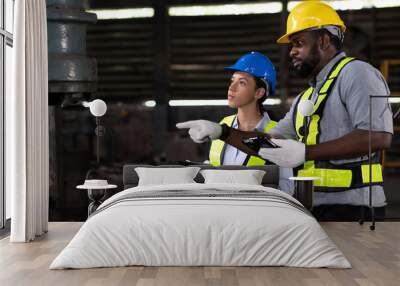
[
  {"left": 294, "top": 57, "right": 383, "bottom": 192},
  {"left": 209, "top": 115, "right": 277, "bottom": 166}
]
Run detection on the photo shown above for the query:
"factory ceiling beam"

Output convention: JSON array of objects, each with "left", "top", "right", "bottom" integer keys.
[{"left": 90, "top": 0, "right": 278, "bottom": 9}]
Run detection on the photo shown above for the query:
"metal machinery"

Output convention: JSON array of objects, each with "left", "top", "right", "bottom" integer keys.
[{"left": 47, "top": 0, "right": 97, "bottom": 220}]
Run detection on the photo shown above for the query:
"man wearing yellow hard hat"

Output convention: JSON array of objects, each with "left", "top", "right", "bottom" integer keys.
[{"left": 177, "top": 1, "right": 393, "bottom": 221}]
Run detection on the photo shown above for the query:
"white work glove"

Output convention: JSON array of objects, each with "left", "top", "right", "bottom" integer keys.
[
  {"left": 176, "top": 120, "right": 222, "bottom": 143},
  {"left": 258, "top": 139, "right": 305, "bottom": 168}
]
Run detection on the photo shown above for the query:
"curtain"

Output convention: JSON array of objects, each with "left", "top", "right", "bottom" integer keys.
[{"left": 7, "top": 0, "right": 49, "bottom": 242}]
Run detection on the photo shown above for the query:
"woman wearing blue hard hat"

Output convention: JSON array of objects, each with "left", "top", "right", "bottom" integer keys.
[{"left": 208, "top": 51, "right": 293, "bottom": 194}]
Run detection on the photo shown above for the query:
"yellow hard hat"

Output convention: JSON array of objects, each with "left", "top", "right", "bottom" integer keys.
[{"left": 277, "top": 1, "right": 346, "bottom": 44}]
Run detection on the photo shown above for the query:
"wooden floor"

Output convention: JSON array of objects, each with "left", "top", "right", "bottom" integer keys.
[{"left": 0, "top": 222, "right": 399, "bottom": 286}]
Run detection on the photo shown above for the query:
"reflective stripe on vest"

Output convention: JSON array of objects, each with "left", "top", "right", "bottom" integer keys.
[
  {"left": 294, "top": 57, "right": 383, "bottom": 192},
  {"left": 209, "top": 115, "right": 277, "bottom": 166},
  {"left": 209, "top": 115, "right": 236, "bottom": 166}
]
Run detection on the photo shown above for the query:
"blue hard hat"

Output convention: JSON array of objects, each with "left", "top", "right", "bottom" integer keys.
[{"left": 225, "top": 51, "right": 277, "bottom": 96}]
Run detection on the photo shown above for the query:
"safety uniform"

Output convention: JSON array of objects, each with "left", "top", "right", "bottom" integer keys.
[
  {"left": 269, "top": 52, "right": 393, "bottom": 206},
  {"left": 210, "top": 113, "right": 294, "bottom": 195},
  {"left": 210, "top": 114, "right": 277, "bottom": 166}
]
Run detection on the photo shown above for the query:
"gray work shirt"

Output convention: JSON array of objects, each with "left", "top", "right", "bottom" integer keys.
[
  {"left": 269, "top": 52, "right": 393, "bottom": 207},
  {"left": 223, "top": 113, "right": 294, "bottom": 195}
]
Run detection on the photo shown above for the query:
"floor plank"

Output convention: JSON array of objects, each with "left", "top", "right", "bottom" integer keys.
[{"left": 0, "top": 222, "right": 399, "bottom": 286}]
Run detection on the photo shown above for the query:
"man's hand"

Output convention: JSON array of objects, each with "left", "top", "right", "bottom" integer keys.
[
  {"left": 258, "top": 139, "right": 305, "bottom": 168},
  {"left": 176, "top": 120, "right": 222, "bottom": 143}
]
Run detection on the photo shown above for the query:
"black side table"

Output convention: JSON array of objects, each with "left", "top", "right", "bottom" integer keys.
[
  {"left": 289, "top": 176, "right": 320, "bottom": 210},
  {"left": 76, "top": 184, "right": 117, "bottom": 217}
]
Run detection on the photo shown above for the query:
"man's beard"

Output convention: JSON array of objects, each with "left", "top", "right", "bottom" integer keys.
[{"left": 289, "top": 45, "right": 320, "bottom": 78}]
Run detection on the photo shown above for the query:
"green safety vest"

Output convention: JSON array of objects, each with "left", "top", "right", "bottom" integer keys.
[
  {"left": 294, "top": 56, "right": 383, "bottom": 192},
  {"left": 209, "top": 115, "right": 277, "bottom": 166}
]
